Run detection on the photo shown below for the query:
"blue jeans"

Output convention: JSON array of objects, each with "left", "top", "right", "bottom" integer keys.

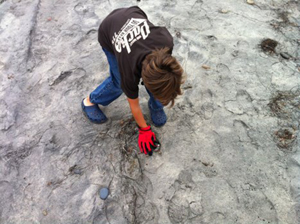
[{"left": 90, "top": 48, "right": 163, "bottom": 110}]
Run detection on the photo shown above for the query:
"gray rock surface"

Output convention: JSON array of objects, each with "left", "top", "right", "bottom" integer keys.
[{"left": 0, "top": 0, "right": 299, "bottom": 223}]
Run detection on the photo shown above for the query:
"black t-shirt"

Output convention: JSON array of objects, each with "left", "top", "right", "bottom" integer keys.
[{"left": 98, "top": 6, "right": 174, "bottom": 99}]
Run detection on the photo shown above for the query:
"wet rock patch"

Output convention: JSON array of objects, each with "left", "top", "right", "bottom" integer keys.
[
  {"left": 260, "top": 39, "right": 278, "bottom": 54},
  {"left": 274, "top": 127, "right": 297, "bottom": 150},
  {"left": 268, "top": 90, "right": 300, "bottom": 120}
]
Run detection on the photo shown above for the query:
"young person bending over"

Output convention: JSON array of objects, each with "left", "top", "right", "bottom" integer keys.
[{"left": 82, "top": 6, "right": 184, "bottom": 156}]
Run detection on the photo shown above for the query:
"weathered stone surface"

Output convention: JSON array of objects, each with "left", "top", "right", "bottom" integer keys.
[{"left": 0, "top": 0, "right": 299, "bottom": 223}]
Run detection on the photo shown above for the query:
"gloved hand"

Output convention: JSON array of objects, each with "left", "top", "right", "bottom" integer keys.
[{"left": 138, "top": 125, "right": 160, "bottom": 156}]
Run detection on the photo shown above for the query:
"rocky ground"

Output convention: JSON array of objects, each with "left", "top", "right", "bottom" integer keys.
[{"left": 0, "top": 0, "right": 299, "bottom": 223}]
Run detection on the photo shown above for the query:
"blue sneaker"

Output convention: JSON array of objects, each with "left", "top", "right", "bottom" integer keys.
[
  {"left": 81, "top": 99, "right": 108, "bottom": 124},
  {"left": 148, "top": 101, "right": 167, "bottom": 127}
]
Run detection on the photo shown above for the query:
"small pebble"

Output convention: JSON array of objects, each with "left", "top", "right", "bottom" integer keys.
[
  {"left": 202, "top": 64, "right": 211, "bottom": 70},
  {"left": 99, "top": 187, "right": 109, "bottom": 200},
  {"left": 153, "top": 144, "right": 161, "bottom": 152},
  {"left": 176, "top": 31, "right": 181, "bottom": 38},
  {"left": 42, "top": 210, "right": 48, "bottom": 216},
  {"left": 247, "top": 0, "right": 255, "bottom": 5},
  {"left": 73, "top": 169, "right": 82, "bottom": 175},
  {"left": 219, "top": 9, "right": 229, "bottom": 14},
  {"left": 202, "top": 161, "right": 210, "bottom": 166},
  {"left": 280, "top": 52, "right": 290, "bottom": 59},
  {"left": 7, "top": 74, "right": 14, "bottom": 79}
]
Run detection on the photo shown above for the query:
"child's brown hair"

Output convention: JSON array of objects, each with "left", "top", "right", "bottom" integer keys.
[{"left": 142, "top": 47, "right": 184, "bottom": 107}]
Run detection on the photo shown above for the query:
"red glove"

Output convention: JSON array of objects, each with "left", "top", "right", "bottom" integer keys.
[{"left": 138, "top": 126, "right": 160, "bottom": 156}]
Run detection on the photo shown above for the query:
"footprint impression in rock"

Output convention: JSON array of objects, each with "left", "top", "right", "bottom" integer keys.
[
  {"left": 200, "top": 90, "right": 215, "bottom": 120},
  {"left": 168, "top": 188, "right": 203, "bottom": 224},
  {"left": 167, "top": 171, "right": 203, "bottom": 223}
]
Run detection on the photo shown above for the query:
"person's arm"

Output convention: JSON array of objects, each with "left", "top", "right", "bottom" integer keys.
[
  {"left": 127, "top": 97, "right": 160, "bottom": 155},
  {"left": 127, "top": 97, "right": 148, "bottom": 128}
]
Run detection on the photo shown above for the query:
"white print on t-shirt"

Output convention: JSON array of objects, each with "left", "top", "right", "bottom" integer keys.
[{"left": 112, "top": 18, "right": 150, "bottom": 54}]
